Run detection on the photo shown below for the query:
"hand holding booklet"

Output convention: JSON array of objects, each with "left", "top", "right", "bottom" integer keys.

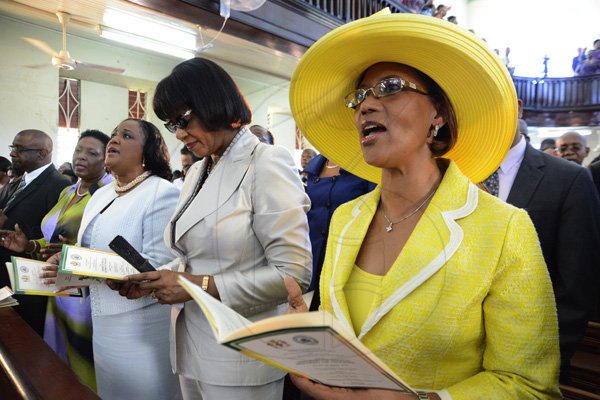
[
  {"left": 58, "top": 244, "right": 139, "bottom": 280},
  {"left": 6, "top": 257, "right": 81, "bottom": 296},
  {"left": 177, "top": 276, "right": 415, "bottom": 393}
]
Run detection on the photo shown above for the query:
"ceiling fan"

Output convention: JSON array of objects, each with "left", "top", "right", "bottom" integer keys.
[{"left": 23, "top": 11, "right": 125, "bottom": 74}]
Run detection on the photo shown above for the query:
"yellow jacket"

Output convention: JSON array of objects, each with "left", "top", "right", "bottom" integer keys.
[{"left": 319, "top": 161, "right": 561, "bottom": 400}]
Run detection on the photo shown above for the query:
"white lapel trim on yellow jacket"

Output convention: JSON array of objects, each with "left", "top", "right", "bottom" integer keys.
[
  {"left": 357, "top": 183, "right": 479, "bottom": 339},
  {"left": 330, "top": 195, "right": 371, "bottom": 337}
]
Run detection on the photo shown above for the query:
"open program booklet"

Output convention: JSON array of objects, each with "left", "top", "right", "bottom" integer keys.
[
  {"left": 6, "top": 258, "right": 81, "bottom": 296},
  {"left": 0, "top": 286, "right": 18, "bottom": 307},
  {"left": 58, "top": 244, "right": 139, "bottom": 281},
  {"left": 178, "top": 276, "right": 415, "bottom": 393}
]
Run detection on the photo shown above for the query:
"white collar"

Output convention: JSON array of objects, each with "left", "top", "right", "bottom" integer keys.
[
  {"left": 24, "top": 162, "right": 52, "bottom": 185},
  {"left": 500, "top": 135, "right": 526, "bottom": 174}
]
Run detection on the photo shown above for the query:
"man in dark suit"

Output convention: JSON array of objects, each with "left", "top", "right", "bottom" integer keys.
[
  {"left": 0, "top": 129, "right": 70, "bottom": 336},
  {"left": 483, "top": 105, "right": 600, "bottom": 382}
]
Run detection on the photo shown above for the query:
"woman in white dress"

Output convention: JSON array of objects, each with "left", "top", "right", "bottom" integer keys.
[{"left": 46, "top": 118, "right": 181, "bottom": 399}]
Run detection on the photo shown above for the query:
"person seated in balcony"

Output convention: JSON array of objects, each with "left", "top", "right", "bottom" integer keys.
[
  {"left": 420, "top": 0, "right": 434, "bottom": 16},
  {"left": 556, "top": 131, "right": 590, "bottom": 165},
  {"left": 433, "top": 4, "right": 450, "bottom": 18},
  {"left": 578, "top": 45, "right": 600, "bottom": 76}
]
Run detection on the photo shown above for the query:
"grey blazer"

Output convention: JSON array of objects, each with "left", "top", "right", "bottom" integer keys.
[{"left": 167, "top": 129, "right": 312, "bottom": 385}]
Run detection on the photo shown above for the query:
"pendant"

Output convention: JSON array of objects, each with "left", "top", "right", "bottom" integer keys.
[{"left": 386, "top": 223, "right": 393, "bottom": 233}]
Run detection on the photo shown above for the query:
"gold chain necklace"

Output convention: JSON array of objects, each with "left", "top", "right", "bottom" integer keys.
[
  {"left": 381, "top": 179, "right": 440, "bottom": 233},
  {"left": 114, "top": 171, "right": 151, "bottom": 194}
]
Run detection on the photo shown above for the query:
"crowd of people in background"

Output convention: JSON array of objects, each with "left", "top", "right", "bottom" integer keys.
[
  {"left": 401, "top": 0, "right": 456, "bottom": 22},
  {"left": 573, "top": 39, "right": 600, "bottom": 76}
]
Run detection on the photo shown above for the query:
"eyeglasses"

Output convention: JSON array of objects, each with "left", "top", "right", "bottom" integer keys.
[
  {"left": 344, "top": 77, "right": 429, "bottom": 109},
  {"left": 9, "top": 145, "right": 42, "bottom": 154},
  {"left": 164, "top": 109, "right": 192, "bottom": 134},
  {"left": 558, "top": 143, "right": 582, "bottom": 153}
]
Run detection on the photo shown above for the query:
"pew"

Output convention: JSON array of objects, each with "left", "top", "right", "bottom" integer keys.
[
  {"left": 561, "top": 320, "right": 600, "bottom": 399},
  {"left": 0, "top": 308, "right": 99, "bottom": 400}
]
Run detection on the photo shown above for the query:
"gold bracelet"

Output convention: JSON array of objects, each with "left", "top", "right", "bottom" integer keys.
[{"left": 201, "top": 275, "right": 210, "bottom": 292}]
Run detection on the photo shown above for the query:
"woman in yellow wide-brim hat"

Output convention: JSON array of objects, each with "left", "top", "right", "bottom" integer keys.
[{"left": 285, "top": 9, "right": 560, "bottom": 400}]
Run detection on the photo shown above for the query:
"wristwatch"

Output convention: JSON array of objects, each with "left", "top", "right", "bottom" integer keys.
[
  {"left": 416, "top": 391, "right": 430, "bottom": 400},
  {"left": 201, "top": 275, "right": 210, "bottom": 292}
]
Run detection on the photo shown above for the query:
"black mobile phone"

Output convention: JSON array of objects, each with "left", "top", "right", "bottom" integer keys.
[{"left": 108, "top": 235, "right": 156, "bottom": 273}]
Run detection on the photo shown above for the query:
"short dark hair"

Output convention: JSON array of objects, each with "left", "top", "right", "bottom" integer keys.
[
  {"left": 180, "top": 146, "right": 202, "bottom": 162},
  {"left": 540, "top": 138, "right": 556, "bottom": 151},
  {"left": 0, "top": 156, "right": 11, "bottom": 173},
  {"left": 124, "top": 119, "right": 172, "bottom": 181},
  {"left": 250, "top": 125, "right": 275, "bottom": 145},
  {"left": 79, "top": 129, "right": 110, "bottom": 151},
  {"left": 153, "top": 57, "right": 252, "bottom": 132}
]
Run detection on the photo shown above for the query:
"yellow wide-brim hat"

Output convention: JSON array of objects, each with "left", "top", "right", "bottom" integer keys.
[{"left": 289, "top": 10, "right": 517, "bottom": 184}]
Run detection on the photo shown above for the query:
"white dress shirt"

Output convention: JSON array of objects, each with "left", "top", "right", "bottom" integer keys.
[
  {"left": 498, "top": 135, "right": 526, "bottom": 201},
  {"left": 23, "top": 162, "right": 52, "bottom": 186}
]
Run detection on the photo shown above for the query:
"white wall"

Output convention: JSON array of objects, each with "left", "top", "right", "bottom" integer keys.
[
  {"left": 80, "top": 81, "right": 129, "bottom": 135},
  {"left": 466, "top": 0, "right": 600, "bottom": 77},
  {"left": 0, "top": 14, "right": 298, "bottom": 170}
]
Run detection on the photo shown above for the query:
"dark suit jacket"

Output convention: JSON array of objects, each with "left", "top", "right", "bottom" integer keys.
[
  {"left": 0, "top": 164, "right": 70, "bottom": 336},
  {"left": 507, "top": 144, "right": 600, "bottom": 379},
  {"left": 590, "top": 160, "right": 600, "bottom": 197}
]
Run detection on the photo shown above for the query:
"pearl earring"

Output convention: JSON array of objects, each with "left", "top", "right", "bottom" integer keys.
[{"left": 433, "top": 125, "right": 440, "bottom": 137}]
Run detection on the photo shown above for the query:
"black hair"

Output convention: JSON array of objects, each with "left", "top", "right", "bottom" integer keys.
[
  {"left": 79, "top": 129, "right": 110, "bottom": 152},
  {"left": 250, "top": 125, "right": 275, "bottom": 145},
  {"left": 180, "top": 146, "right": 202, "bottom": 162},
  {"left": 540, "top": 138, "right": 556, "bottom": 151},
  {"left": 61, "top": 168, "right": 78, "bottom": 184},
  {"left": 0, "top": 156, "right": 11, "bottom": 173},
  {"left": 153, "top": 57, "right": 252, "bottom": 132},
  {"left": 124, "top": 119, "right": 172, "bottom": 181}
]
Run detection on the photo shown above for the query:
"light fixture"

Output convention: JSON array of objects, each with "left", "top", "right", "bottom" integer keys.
[
  {"left": 103, "top": 8, "right": 197, "bottom": 50},
  {"left": 98, "top": 26, "right": 195, "bottom": 60}
]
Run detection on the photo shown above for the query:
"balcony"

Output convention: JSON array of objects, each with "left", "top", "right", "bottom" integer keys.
[
  {"left": 514, "top": 74, "right": 600, "bottom": 127},
  {"left": 129, "top": 0, "right": 412, "bottom": 56}
]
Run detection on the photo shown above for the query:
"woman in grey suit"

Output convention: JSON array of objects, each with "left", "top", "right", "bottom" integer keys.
[{"left": 122, "top": 58, "right": 312, "bottom": 400}]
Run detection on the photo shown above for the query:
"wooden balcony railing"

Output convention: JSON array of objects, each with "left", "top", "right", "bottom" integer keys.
[
  {"left": 514, "top": 74, "right": 600, "bottom": 112},
  {"left": 299, "top": 0, "right": 413, "bottom": 22}
]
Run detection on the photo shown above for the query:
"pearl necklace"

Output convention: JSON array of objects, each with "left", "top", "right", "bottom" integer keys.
[
  {"left": 75, "top": 183, "right": 88, "bottom": 197},
  {"left": 114, "top": 171, "right": 151, "bottom": 194},
  {"left": 381, "top": 178, "right": 440, "bottom": 233}
]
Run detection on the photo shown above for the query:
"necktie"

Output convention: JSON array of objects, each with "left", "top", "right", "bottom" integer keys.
[
  {"left": 2, "top": 178, "right": 26, "bottom": 211},
  {"left": 484, "top": 169, "right": 499, "bottom": 197}
]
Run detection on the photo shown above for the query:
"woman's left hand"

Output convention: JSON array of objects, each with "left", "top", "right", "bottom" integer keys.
[
  {"left": 123, "top": 270, "right": 193, "bottom": 305},
  {"left": 39, "top": 263, "right": 59, "bottom": 285},
  {"left": 40, "top": 235, "right": 70, "bottom": 260}
]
